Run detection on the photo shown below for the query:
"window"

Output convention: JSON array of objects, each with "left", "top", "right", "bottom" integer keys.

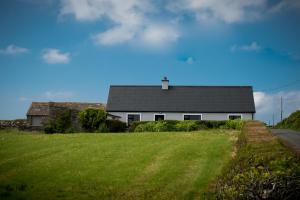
[
  {"left": 154, "top": 114, "right": 165, "bottom": 121},
  {"left": 31, "top": 116, "right": 43, "bottom": 126},
  {"left": 228, "top": 114, "right": 242, "bottom": 120},
  {"left": 183, "top": 114, "right": 202, "bottom": 120},
  {"left": 127, "top": 114, "right": 141, "bottom": 125}
]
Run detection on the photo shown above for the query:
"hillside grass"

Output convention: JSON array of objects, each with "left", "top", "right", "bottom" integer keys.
[
  {"left": 276, "top": 110, "right": 300, "bottom": 131},
  {"left": 0, "top": 130, "right": 236, "bottom": 200}
]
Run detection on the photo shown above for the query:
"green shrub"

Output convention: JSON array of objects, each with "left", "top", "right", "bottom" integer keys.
[
  {"left": 106, "top": 120, "right": 126, "bottom": 132},
  {"left": 131, "top": 120, "right": 237, "bottom": 132},
  {"left": 134, "top": 122, "right": 155, "bottom": 132},
  {"left": 176, "top": 120, "right": 207, "bottom": 131},
  {"left": 98, "top": 123, "right": 109, "bottom": 133},
  {"left": 44, "top": 110, "right": 72, "bottom": 134},
  {"left": 79, "top": 108, "right": 107, "bottom": 132},
  {"left": 203, "top": 120, "right": 227, "bottom": 129},
  {"left": 153, "top": 121, "right": 176, "bottom": 132},
  {"left": 44, "top": 123, "right": 56, "bottom": 134},
  {"left": 221, "top": 120, "right": 244, "bottom": 130},
  {"left": 134, "top": 121, "right": 177, "bottom": 132},
  {"left": 128, "top": 121, "right": 147, "bottom": 132}
]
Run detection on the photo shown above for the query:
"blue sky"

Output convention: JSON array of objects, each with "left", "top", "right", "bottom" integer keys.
[{"left": 0, "top": 0, "right": 300, "bottom": 123}]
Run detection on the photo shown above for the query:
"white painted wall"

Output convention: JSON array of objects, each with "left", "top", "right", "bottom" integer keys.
[{"left": 108, "top": 112, "right": 254, "bottom": 123}]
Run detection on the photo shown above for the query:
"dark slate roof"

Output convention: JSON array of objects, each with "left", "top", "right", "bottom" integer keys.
[
  {"left": 106, "top": 86, "right": 256, "bottom": 113},
  {"left": 27, "top": 102, "right": 105, "bottom": 116}
]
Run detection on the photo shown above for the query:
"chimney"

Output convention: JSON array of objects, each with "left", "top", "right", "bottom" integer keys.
[{"left": 161, "top": 77, "right": 169, "bottom": 90}]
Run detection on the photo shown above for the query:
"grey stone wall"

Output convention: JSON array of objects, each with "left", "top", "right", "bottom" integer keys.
[{"left": 0, "top": 119, "right": 29, "bottom": 130}]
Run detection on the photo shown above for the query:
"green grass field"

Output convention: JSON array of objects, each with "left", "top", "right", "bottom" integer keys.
[{"left": 0, "top": 130, "right": 236, "bottom": 200}]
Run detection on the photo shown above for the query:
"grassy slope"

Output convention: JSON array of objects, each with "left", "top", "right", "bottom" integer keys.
[
  {"left": 0, "top": 130, "right": 236, "bottom": 200},
  {"left": 276, "top": 110, "right": 300, "bottom": 131}
]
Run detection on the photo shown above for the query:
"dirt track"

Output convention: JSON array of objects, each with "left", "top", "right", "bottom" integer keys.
[{"left": 243, "top": 121, "right": 275, "bottom": 143}]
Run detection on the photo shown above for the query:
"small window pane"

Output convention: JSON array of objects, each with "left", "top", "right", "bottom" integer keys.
[
  {"left": 184, "top": 115, "right": 201, "bottom": 120},
  {"left": 127, "top": 114, "right": 140, "bottom": 124},
  {"left": 229, "top": 115, "right": 241, "bottom": 120},
  {"left": 155, "top": 115, "right": 165, "bottom": 121}
]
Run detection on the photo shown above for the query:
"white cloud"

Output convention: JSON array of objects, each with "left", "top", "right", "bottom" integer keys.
[
  {"left": 230, "top": 42, "right": 261, "bottom": 52},
  {"left": 140, "top": 25, "right": 179, "bottom": 47},
  {"left": 60, "top": 0, "right": 179, "bottom": 47},
  {"left": 60, "top": 0, "right": 153, "bottom": 22},
  {"left": 186, "top": 57, "right": 195, "bottom": 64},
  {"left": 59, "top": 0, "right": 299, "bottom": 47},
  {"left": 167, "top": 0, "right": 266, "bottom": 23},
  {"left": 254, "top": 91, "right": 300, "bottom": 124},
  {"left": 92, "top": 25, "right": 136, "bottom": 45},
  {"left": 0, "top": 44, "right": 29, "bottom": 55},
  {"left": 43, "top": 91, "right": 74, "bottom": 100},
  {"left": 42, "top": 49, "right": 70, "bottom": 64}
]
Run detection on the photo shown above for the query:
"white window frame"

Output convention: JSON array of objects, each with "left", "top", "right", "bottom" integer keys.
[
  {"left": 153, "top": 113, "right": 166, "bottom": 121},
  {"left": 126, "top": 113, "right": 142, "bottom": 124},
  {"left": 182, "top": 113, "right": 203, "bottom": 121},
  {"left": 227, "top": 114, "right": 243, "bottom": 120}
]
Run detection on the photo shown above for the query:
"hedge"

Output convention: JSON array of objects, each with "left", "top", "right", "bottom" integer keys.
[
  {"left": 106, "top": 120, "right": 127, "bottom": 133},
  {"left": 130, "top": 120, "right": 244, "bottom": 132},
  {"left": 211, "top": 123, "right": 300, "bottom": 199}
]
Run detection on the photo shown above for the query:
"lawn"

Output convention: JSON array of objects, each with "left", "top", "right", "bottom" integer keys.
[{"left": 0, "top": 130, "right": 236, "bottom": 200}]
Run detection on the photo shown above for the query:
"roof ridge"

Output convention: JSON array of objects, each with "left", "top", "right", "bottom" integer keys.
[
  {"left": 110, "top": 85, "right": 253, "bottom": 88},
  {"left": 31, "top": 102, "right": 104, "bottom": 104}
]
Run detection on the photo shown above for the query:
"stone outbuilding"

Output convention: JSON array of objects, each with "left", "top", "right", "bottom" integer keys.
[{"left": 26, "top": 102, "right": 106, "bottom": 127}]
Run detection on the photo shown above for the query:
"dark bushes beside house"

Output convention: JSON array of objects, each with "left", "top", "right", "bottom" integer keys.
[
  {"left": 78, "top": 108, "right": 107, "bottom": 132},
  {"left": 44, "top": 108, "right": 126, "bottom": 133},
  {"left": 106, "top": 120, "right": 127, "bottom": 132},
  {"left": 43, "top": 107, "right": 243, "bottom": 133},
  {"left": 78, "top": 108, "right": 127, "bottom": 133},
  {"left": 44, "top": 110, "right": 73, "bottom": 134}
]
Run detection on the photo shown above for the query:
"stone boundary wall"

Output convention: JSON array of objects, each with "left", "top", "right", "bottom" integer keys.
[{"left": 0, "top": 119, "right": 30, "bottom": 130}]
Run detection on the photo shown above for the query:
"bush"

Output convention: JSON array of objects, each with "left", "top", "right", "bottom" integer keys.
[
  {"left": 202, "top": 120, "right": 227, "bottom": 129},
  {"left": 176, "top": 120, "right": 207, "bottom": 131},
  {"left": 132, "top": 120, "right": 230, "bottom": 132},
  {"left": 79, "top": 108, "right": 107, "bottom": 132},
  {"left": 128, "top": 121, "right": 147, "bottom": 132},
  {"left": 98, "top": 123, "right": 109, "bottom": 133},
  {"left": 106, "top": 120, "right": 126, "bottom": 133},
  {"left": 134, "top": 122, "right": 155, "bottom": 132},
  {"left": 221, "top": 120, "right": 244, "bottom": 130},
  {"left": 44, "top": 123, "right": 56, "bottom": 134},
  {"left": 153, "top": 121, "right": 176, "bottom": 132},
  {"left": 44, "top": 110, "right": 72, "bottom": 134}
]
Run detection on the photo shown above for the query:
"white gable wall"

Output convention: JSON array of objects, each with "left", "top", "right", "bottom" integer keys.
[{"left": 108, "top": 112, "right": 253, "bottom": 123}]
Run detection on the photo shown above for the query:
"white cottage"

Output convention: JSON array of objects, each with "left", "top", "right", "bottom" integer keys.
[{"left": 106, "top": 77, "right": 256, "bottom": 124}]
